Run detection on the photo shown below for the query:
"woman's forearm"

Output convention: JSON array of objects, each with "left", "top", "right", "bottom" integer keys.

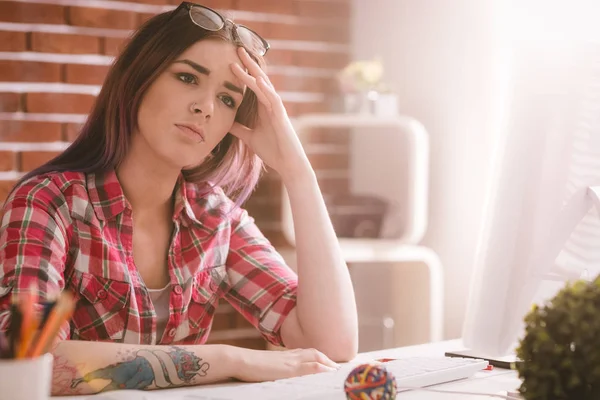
[
  {"left": 284, "top": 167, "right": 359, "bottom": 361},
  {"left": 50, "top": 340, "right": 240, "bottom": 396}
]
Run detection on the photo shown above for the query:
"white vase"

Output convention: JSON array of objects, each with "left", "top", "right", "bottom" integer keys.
[
  {"left": 342, "top": 91, "right": 398, "bottom": 116},
  {"left": 373, "top": 92, "right": 399, "bottom": 116}
]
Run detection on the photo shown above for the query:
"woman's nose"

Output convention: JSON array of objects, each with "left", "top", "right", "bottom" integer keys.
[{"left": 190, "top": 99, "right": 214, "bottom": 119}]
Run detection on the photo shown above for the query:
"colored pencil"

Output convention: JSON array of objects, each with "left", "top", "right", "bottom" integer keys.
[
  {"left": 8, "top": 296, "right": 21, "bottom": 359},
  {"left": 28, "top": 291, "right": 76, "bottom": 358},
  {"left": 0, "top": 332, "right": 9, "bottom": 359},
  {"left": 16, "top": 283, "right": 39, "bottom": 359}
]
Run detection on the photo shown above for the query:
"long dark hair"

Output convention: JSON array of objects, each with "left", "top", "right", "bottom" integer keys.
[{"left": 14, "top": 7, "right": 264, "bottom": 205}]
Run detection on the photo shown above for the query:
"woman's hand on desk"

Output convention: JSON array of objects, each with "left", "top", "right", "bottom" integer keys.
[
  {"left": 49, "top": 341, "right": 339, "bottom": 395},
  {"left": 233, "top": 347, "right": 340, "bottom": 382}
]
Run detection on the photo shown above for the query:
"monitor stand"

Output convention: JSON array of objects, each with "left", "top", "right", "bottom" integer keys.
[{"left": 445, "top": 348, "right": 522, "bottom": 370}]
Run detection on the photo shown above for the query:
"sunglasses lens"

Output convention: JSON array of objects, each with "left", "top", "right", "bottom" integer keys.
[
  {"left": 189, "top": 6, "right": 223, "bottom": 30},
  {"left": 237, "top": 26, "right": 268, "bottom": 56}
]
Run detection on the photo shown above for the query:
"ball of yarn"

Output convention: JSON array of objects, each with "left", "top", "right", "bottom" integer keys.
[{"left": 344, "top": 362, "right": 397, "bottom": 400}]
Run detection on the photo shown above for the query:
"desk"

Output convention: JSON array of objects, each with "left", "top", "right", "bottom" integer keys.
[{"left": 53, "top": 340, "right": 522, "bottom": 399}]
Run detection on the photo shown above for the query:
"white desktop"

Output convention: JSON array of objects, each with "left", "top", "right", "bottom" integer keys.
[{"left": 55, "top": 340, "right": 520, "bottom": 400}]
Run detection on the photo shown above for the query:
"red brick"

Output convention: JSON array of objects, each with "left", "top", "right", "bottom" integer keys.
[
  {"left": 0, "top": 60, "right": 61, "bottom": 82},
  {"left": 19, "top": 151, "right": 61, "bottom": 172},
  {"left": 173, "top": 0, "right": 234, "bottom": 9},
  {"left": 104, "top": 37, "right": 129, "bottom": 56},
  {"left": 68, "top": 7, "right": 137, "bottom": 30},
  {"left": 284, "top": 101, "right": 332, "bottom": 117},
  {"left": 0, "top": 31, "right": 27, "bottom": 52},
  {"left": 284, "top": 102, "right": 298, "bottom": 116},
  {"left": 264, "top": 50, "right": 294, "bottom": 66},
  {"left": 0, "top": 2, "right": 65, "bottom": 24},
  {"left": 234, "top": 312, "right": 255, "bottom": 329},
  {"left": 262, "top": 22, "right": 350, "bottom": 43},
  {"left": 315, "top": 23, "right": 350, "bottom": 43},
  {"left": 255, "top": 172, "right": 348, "bottom": 198},
  {"left": 269, "top": 75, "right": 335, "bottom": 93},
  {"left": 233, "top": 0, "right": 293, "bottom": 14},
  {"left": 0, "top": 180, "right": 18, "bottom": 203},
  {"left": 64, "top": 64, "right": 110, "bottom": 85},
  {"left": 26, "top": 93, "right": 95, "bottom": 114},
  {"left": 211, "top": 313, "right": 234, "bottom": 331},
  {"left": 293, "top": 51, "right": 349, "bottom": 69},
  {"left": 0, "top": 151, "right": 15, "bottom": 171},
  {"left": 245, "top": 193, "right": 281, "bottom": 207},
  {"left": 129, "top": 0, "right": 174, "bottom": 5},
  {"left": 292, "top": 101, "right": 330, "bottom": 116},
  {"left": 318, "top": 176, "right": 350, "bottom": 196},
  {"left": 0, "top": 93, "right": 21, "bottom": 112},
  {"left": 244, "top": 199, "right": 281, "bottom": 221},
  {"left": 299, "top": 23, "right": 350, "bottom": 43},
  {"left": 302, "top": 127, "right": 352, "bottom": 145},
  {"left": 293, "top": 0, "right": 351, "bottom": 19},
  {"left": 31, "top": 32, "right": 101, "bottom": 55},
  {"left": 252, "top": 174, "right": 281, "bottom": 198},
  {"left": 64, "top": 123, "right": 84, "bottom": 141},
  {"left": 136, "top": 12, "right": 156, "bottom": 26},
  {"left": 258, "top": 226, "right": 289, "bottom": 248},
  {"left": 0, "top": 121, "right": 63, "bottom": 142}
]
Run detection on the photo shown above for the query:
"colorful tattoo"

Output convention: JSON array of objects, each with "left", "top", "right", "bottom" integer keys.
[
  {"left": 70, "top": 347, "right": 209, "bottom": 392},
  {"left": 52, "top": 354, "right": 87, "bottom": 395}
]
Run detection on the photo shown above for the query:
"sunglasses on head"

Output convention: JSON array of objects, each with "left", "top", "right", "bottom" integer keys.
[{"left": 170, "top": 2, "right": 270, "bottom": 56}]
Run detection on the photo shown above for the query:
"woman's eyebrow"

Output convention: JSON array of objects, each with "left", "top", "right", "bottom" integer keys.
[
  {"left": 174, "top": 59, "right": 210, "bottom": 75},
  {"left": 224, "top": 81, "right": 244, "bottom": 95},
  {"left": 173, "top": 59, "right": 243, "bottom": 95}
]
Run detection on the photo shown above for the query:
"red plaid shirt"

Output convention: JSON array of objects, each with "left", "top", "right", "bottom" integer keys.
[{"left": 0, "top": 170, "right": 297, "bottom": 346}]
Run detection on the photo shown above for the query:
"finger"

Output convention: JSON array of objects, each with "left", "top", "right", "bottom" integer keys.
[
  {"left": 256, "top": 76, "right": 285, "bottom": 115},
  {"left": 316, "top": 353, "right": 341, "bottom": 370},
  {"left": 230, "top": 63, "right": 272, "bottom": 110},
  {"left": 309, "top": 348, "right": 340, "bottom": 369},
  {"left": 297, "top": 348, "right": 340, "bottom": 369},
  {"left": 237, "top": 47, "right": 273, "bottom": 86},
  {"left": 299, "top": 362, "right": 337, "bottom": 376},
  {"left": 229, "top": 122, "right": 253, "bottom": 143}
]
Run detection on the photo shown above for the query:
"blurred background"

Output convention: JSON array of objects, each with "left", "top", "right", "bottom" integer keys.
[{"left": 0, "top": 0, "right": 596, "bottom": 353}]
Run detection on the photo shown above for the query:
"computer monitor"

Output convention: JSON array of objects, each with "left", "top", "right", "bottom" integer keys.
[{"left": 457, "top": 40, "right": 600, "bottom": 364}]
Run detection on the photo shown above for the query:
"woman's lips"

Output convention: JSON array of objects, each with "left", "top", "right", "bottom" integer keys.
[{"left": 175, "top": 124, "right": 205, "bottom": 143}]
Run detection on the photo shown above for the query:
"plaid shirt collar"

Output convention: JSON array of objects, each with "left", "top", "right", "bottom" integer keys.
[{"left": 87, "top": 169, "right": 199, "bottom": 223}]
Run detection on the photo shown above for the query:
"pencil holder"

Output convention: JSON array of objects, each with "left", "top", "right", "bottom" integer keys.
[{"left": 0, "top": 353, "right": 53, "bottom": 400}]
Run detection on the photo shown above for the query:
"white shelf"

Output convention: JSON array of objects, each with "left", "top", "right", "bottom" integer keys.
[
  {"left": 281, "top": 113, "right": 444, "bottom": 342},
  {"left": 337, "top": 240, "right": 439, "bottom": 263},
  {"left": 291, "top": 113, "right": 427, "bottom": 128},
  {"left": 284, "top": 112, "right": 430, "bottom": 248}
]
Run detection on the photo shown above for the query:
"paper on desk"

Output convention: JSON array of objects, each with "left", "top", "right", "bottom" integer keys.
[{"left": 78, "top": 390, "right": 186, "bottom": 400}]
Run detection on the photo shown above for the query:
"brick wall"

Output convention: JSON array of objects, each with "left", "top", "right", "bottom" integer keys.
[{"left": 0, "top": 0, "right": 351, "bottom": 349}]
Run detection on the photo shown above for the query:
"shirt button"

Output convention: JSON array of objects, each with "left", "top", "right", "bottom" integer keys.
[
  {"left": 97, "top": 289, "right": 107, "bottom": 300},
  {"left": 168, "top": 328, "right": 176, "bottom": 337},
  {"left": 173, "top": 285, "right": 182, "bottom": 295}
]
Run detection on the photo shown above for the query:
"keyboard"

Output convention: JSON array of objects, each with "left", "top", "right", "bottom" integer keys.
[{"left": 183, "top": 356, "right": 489, "bottom": 400}]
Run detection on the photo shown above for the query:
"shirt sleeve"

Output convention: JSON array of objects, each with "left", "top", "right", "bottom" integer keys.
[
  {"left": 0, "top": 177, "right": 71, "bottom": 341},
  {"left": 224, "top": 207, "right": 298, "bottom": 347}
]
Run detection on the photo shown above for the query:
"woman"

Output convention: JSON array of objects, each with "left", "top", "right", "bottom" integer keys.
[{"left": 0, "top": 2, "right": 358, "bottom": 395}]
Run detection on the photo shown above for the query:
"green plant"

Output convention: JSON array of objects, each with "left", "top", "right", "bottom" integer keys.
[{"left": 515, "top": 275, "right": 600, "bottom": 400}]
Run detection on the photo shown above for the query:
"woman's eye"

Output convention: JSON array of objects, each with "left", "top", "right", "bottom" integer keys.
[
  {"left": 177, "top": 73, "right": 197, "bottom": 85},
  {"left": 220, "top": 95, "right": 236, "bottom": 109}
]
